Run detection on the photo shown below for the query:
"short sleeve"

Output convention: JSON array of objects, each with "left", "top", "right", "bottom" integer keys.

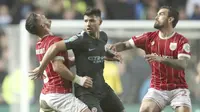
[
  {"left": 128, "top": 32, "right": 151, "bottom": 50},
  {"left": 64, "top": 35, "right": 81, "bottom": 50},
  {"left": 48, "top": 37, "right": 65, "bottom": 61},
  {"left": 177, "top": 38, "right": 191, "bottom": 59}
]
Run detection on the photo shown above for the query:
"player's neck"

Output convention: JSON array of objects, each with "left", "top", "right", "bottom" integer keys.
[
  {"left": 159, "top": 28, "right": 175, "bottom": 39},
  {"left": 89, "top": 32, "right": 99, "bottom": 39},
  {"left": 39, "top": 33, "right": 52, "bottom": 38}
]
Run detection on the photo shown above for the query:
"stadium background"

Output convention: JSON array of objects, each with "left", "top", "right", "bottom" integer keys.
[{"left": 0, "top": 0, "right": 200, "bottom": 112}]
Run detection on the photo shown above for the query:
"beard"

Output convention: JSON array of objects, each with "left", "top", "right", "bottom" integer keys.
[{"left": 154, "top": 22, "right": 164, "bottom": 29}]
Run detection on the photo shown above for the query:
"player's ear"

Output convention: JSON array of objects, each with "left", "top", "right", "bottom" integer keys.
[
  {"left": 99, "top": 19, "right": 102, "bottom": 25},
  {"left": 169, "top": 17, "right": 174, "bottom": 23}
]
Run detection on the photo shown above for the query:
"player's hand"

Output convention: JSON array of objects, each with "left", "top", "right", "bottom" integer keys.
[
  {"left": 105, "top": 52, "right": 122, "bottom": 63},
  {"left": 145, "top": 54, "right": 164, "bottom": 62},
  {"left": 83, "top": 76, "right": 93, "bottom": 88},
  {"left": 108, "top": 44, "right": 116, "bottom": 51},
  {"left": 28, "top": 66, "right": 45, "bottom": 80}
]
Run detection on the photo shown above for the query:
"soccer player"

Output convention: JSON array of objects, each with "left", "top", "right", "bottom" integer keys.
[
  {"left": 110, "top": 6, "right": 192, "bottom": 112},
  {"left": 25, "top": 13, "right": 92, "bottom": 112},
  {"left": 29, "top": 8, "right": 125, "bottom": 112}
]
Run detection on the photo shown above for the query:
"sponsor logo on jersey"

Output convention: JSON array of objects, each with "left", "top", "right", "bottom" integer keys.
[
  {"left": 88, "top": 48, "right": 96, "bottom": 51},
  {"left": 36, "top": 48, "right": 45, "bottom": 54},
  {"left": 88, "top": 56, "right": 104, "bottom": 63}
]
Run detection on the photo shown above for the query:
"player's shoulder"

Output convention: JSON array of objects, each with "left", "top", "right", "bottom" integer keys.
[
  {"left": 175, "top": 32, "right": 189, "bottom": 42},
  {"left": 100, "top": 30, "right": 108, "bottom": 42}
]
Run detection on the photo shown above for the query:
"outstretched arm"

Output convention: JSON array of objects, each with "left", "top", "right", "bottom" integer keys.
[
  {"left": 111, "top": 40, "right": 133, "bottom": 52},
  {"left": 52, "top": 59, "right": 92, "bottom": 88},
  {"left": 40, "top": 41, "right": 67, "bottom": 71}
]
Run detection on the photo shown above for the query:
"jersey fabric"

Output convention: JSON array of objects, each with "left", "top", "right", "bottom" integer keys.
[
  {"left": 64, "top": 31, "right": 107, "bottom": 94},
  {"left": 64, "top": 31, "right": 124, "bottom": 112},
  {"left": 36, "top": 35, "right": 72, "bottom": 94},
  {"left": 129, "top": 31, "right": 191, "bottom": 90}
]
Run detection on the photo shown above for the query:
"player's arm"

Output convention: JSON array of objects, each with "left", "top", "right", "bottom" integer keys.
[
  {"left": 110, "top": 40, "right": 133, "bottom": 52},
  {"left": 52, "top": 59, "right": 92, "bottom": 88},
  {"left": 110, "top": 33, "right": 150, "bottom": 52},
  {"left": 161, "top": 57, "right": 189, "bottom": 70},
  {"left": 39, "top": 41, "right": 67, "bottom": 71},
  {"left": 104, "top": 48, "right": 122, "bottom": 62},
  {"left": 162, "top": 40, "right": 191, "bottom": 70},
  {"left": 68, "top": 57, "right": 75, "bottom": 67}
]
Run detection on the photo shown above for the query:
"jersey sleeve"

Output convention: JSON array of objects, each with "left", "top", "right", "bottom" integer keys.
[
  {"left": 128, "top": 32, "right": 150, "bottom": 50},
  {"left": 48, "top": 37, "right": 65, "bottom": 61},
  {"left": 64, "top": 35, "right": 81, "bottom": 50},
  {"left": 177, "top": 38, "right": 191, "bottom": 59}
]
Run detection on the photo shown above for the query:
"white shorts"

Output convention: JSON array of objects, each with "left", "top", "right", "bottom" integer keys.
[
  {"left": 39, "top": 93, "right": 88, "bottom": 112},
  {"left": 142, "top": 88, "right": 192, "bottom": 110}
]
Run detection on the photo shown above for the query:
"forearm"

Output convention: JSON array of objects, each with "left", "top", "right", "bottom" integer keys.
[
  {"left": 56, "top": 65, "right": 75, "bottom": 81},
  {"left": 40, "top": 44, "right": 59, "bottom": 70},
  {"left": 113, "top": 41, "right": 133, "bottom": 52},
  {"left": 161, "top": 58, "right": 187, "bottom": 70}
]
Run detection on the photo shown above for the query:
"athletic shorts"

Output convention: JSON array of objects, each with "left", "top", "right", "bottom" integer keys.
[
  {"left": 39, "top": 93, "right": 88, "bottom": 112},
  {"left": 76, "top": 84, "right": 124, "bottom": 112},
  {"left": 143, "top": 88, "right": 192, "bottom": 110}
]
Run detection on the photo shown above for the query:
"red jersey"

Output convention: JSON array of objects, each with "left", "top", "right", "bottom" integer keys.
[
  {"left": 129, "top": 31, "right": 191, "bottom": 90},
  {"left": 36, "top": 35, "right": 72, "bottom": 94}
]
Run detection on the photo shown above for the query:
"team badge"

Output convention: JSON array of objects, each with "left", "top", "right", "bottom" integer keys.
[
  {"left": 169, "top": 42, "right": 177, "bottom": 51},
  {"left": 183, "top": 43, "right": 190, "bottom": 53},
  {"left": 91, "top": 107, "right": 97, "bottom": 112}
]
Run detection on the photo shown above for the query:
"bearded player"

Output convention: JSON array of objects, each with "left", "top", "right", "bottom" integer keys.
[{"left": 110, "top": 6, "right": 192, "bottom": 112}]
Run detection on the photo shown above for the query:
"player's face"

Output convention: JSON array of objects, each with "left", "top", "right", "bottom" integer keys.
[
  {"left": 154, "top": 8, "right": 169, "bottom": 29},
  {"left": 36, "top": 14, "right": 51, "bottom": 29},
  {"left": 84, "top": 15, "right": 102, "bottom": 35}
]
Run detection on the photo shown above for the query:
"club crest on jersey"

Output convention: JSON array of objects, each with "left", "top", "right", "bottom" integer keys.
[
  {"left": 169, "top": 42, "right": 177, "bottom": 51},
  {"left": 91, "top": 107, "right": 97, "bottom": 112}
]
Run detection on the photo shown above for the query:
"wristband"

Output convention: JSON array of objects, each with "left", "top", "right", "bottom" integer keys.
[{"left": 73, "top": 75, "right": 87, "bottom": 86}]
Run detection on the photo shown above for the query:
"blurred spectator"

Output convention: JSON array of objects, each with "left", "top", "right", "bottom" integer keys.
[
  {"left": 62, "top": 0, "right": 87, "bottom": 19},
  {"left": 146, "top": 6, "right": 157, "bottom": 20},
  {"left": 121, "top": 49, "right": 151, "bottom": 104},
  {"left": 179, "top": 7, "right": 188, "bottom": 20},
  {"left": 186, "top": 0, "right": 200, "bottom": 18},
  {"left": 191, "top": 4, "right": 200, "bottom": 20},
  {"left": 1, "top": 69, "right": 35, "bottom": 104},
  {"left": 105, "top": 0, "right": 136, "bottom": 19},
  {"left": 0, "top": 5, "right": 12, "bottom": 26},
  {"left": 46, "top": 0, "right": 64, "bottom": 19},
  {"left": 63, "top": 8, "right": 82, "bottom": 20},
  {"left": 103, "top": 61, "right": 123, "bottom": 95},
  {"left": 94, "top": 0, "right": 107, "bottom": 19}
]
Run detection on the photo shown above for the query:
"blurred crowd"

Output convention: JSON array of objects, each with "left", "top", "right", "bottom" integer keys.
[
  {"left": 0, "top": 0, "right": 200, "bottom": 26},
  {"left": 0, "top": 0, "right": 200, "bottom": 108}
]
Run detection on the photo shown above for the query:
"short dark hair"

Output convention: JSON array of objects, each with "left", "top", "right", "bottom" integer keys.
[
  {"left": 84, "top": 7, "right": 101, "bottom": 17},
  {"left": 160, "top": 6, "right": 179, "bottom": 28},
  {"left": 25, "top": 13, "right": 38, "bottom": 35}
]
